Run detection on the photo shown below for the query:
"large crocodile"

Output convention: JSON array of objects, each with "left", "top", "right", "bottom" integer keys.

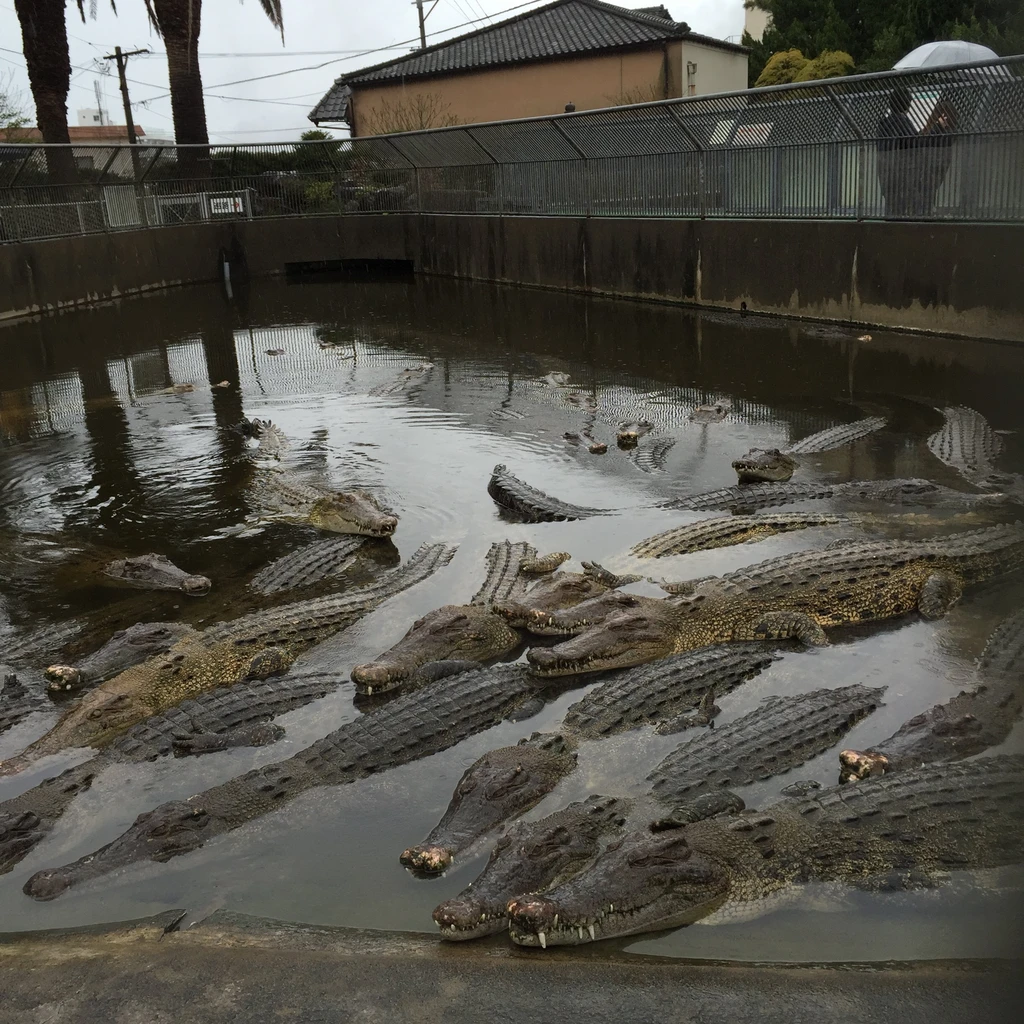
[
  {"left": 102, "top": 554, "right": 211, "bottom": 596},
  {"left": 21, "top": 663, "right": 568, "bottom": 900},
  {"left": 506, "top": 754, "right": 1024, "bottom": 947},
  {"left": 487, "top": 465, "right": 606, "bottom": 523},
  {"left": 0, "top": 543, "right": 457, "bottom": 775},
  {"left": 421, "top": 683, "right": 881, "bottom": 883},
  {"left": 527, "top": 524, "right": 1024, "bottom": 676},
  {"left": 663, "top": 478, "right": 1006, "bottom": 515},
  {"left": 249, "top": 467, "right": 398, "bottom": 537},
  {"left": 927, "top": 406, "right": 1004, "bottom": 485},
  {"left": 350, "top": 541, "right": 539, "bottom": 695},
  {"left": 249, "top": 536, "right": 399, "bottom": 596}
]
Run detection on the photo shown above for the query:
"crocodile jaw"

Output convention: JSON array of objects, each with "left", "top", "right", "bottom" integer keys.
[
  {"left": 433, "top": 896, "right": 509, "bottom": 940},
  {"left": 308, "top": 494, "right": 399, "bottom": 538}
]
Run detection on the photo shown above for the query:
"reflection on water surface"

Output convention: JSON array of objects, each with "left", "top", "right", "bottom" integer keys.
[{"left": 0, "top": 277, "right": 1022, "bottom": 961}]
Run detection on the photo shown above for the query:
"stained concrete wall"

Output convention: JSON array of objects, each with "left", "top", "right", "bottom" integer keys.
[{"left": 1, "top": 215, "right": 1021, "bottom": 342}]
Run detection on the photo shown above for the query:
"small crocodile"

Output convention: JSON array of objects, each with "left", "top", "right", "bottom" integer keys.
[
  {"left": 663, "top": 478, "right": 1006, "bottom": 515},
  {"left": 527, "top": 524, "right": 1024, "bottom": 676},
  {"left": 249, "top": 536, "right": 400, "bottom": 595},
  {"left": 732, "top": 449, "right": 800, "bottom": 484},
  {"left": 0, "top": 543, "right": 457, "bottom": 775},
  {"left": 350, "top": 541, "right": 537, "bottom": 695},
  {"left": 0, "top": 668, "right": 352, "bottom": 875},
  {"left": 487, "top": 465, "right": 606, "bottom": 523},
  {"left": 45, "top": 621, "right": 197, "bottom": 696},
  {"left": 21, "top": 663, "right": 564, "bottom": 900},
  {"left": 616, "top": 422, "right": 654, "bottom": 449},
  {"left": 102, "top": 554, "right": 211, "bottom": 596},
  {"left": 249, "top": 467, "right": 398, "bottom": 537},
  {"left": 690, "top": 401, "right": 732, "bottom": 423},
  {"left": 927, "top": 406, "right": 1004, "bottom": 485},
  {"left": 400, "top": 732, "right": 578, "bottom": 875},
  {"left": 506, "top": 754, "right": 1024, "bottom": 946}
]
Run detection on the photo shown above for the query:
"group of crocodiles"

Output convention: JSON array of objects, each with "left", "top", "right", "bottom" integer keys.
[{"left": 1, "top": 401, "right": 1023, "bottom": 951}]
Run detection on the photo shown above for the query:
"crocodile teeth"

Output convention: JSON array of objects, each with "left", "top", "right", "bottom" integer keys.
[
  {"left": 578, "top": 927, "right": 585, "bottom": 940},
  {"left": 538, "top": 931, "right": 547, "bottom": 949},
  {"left": 365, "top": 686, "right": 373, "bottom": 695},
  {"left": 588, "top": 924, "right": 596, "bottom": 942},
  {"left": 552, "top": 914, "right": 558, "bottom": 927}
]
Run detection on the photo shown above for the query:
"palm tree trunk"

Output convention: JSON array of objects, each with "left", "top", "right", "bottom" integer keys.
[{"left": 13, "top": 0, "right": 76, "bottom": 183}]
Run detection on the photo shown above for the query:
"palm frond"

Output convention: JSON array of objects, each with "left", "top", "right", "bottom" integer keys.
[
  {"left": 246, "top": 0, "right": 285, "bottom": 44},
  {"left": 76, "top": 2, "right": 118, "bottom": 25},
  {"left": 142, "top": 0, "right": 160, "bottom": 36}
]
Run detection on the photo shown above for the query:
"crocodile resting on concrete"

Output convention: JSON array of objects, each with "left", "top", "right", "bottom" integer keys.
[
  {"left": 415, "top": 683, "right": 880, "bottom": 895},
  {"left": 507, "top": 754, "right": 1024, "bottom": 946},
  {"left": 527, "top": 524, "right": 1024, "bottom": 676},
  {"left": 663, "top": 478, "right": 1007, "bottom": 515},
  {"left": 487, "top": 465, "right": 607, "bottom": 523},
  {"left": 249, "top": 467, "right": 398, "bottom": 537},
  {"left": 102, "top": 554, "right": 211, "bottom": 596},
  {"left": 21, "top": 663, "right": 567, "bottom": 901},
  {"left": 249, "top": 536, "right": 399, "bottom": 596},
  {"left": 350, "top": 541, "right": 540, "bottom": 695},
  {"left": 0, "top": 543, "right": 456, "bottom": 775}
]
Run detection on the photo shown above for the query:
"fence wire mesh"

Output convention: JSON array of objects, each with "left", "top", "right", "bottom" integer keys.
[{"left": 1, "top": 56, "right": 1022, "bottom": 243}]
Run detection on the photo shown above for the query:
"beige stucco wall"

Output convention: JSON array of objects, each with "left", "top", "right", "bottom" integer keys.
[
  {"left": 744, "top": 6, "right": 771, "bottom": 41},
  {"left": 672, "top": 39, "right": 749, "bottom": 95},
  {"left": 349, "top": 46, "right": 711, "bottom": 135}
]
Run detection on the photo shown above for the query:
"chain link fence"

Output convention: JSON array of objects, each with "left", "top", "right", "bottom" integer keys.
[{"left": 1, "top": 56, "right": 1022, "bottom": 243}]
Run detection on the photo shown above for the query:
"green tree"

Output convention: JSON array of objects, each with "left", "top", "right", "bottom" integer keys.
[
  {"left": 1, "top": 71, "right": 29, "bottom": 139},
  {"left": 794, "top": 49, "right": 855, "bottom": 82},
  {"left": 755, "top": 48, "right": 809, "bottom": 86}
]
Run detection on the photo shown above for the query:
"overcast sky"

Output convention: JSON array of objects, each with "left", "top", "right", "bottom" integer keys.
[{"left": 0, "top": 1, "right": 745, "bottom": 143}]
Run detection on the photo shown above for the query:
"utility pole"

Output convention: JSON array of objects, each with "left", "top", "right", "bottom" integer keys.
[
  {"left": 414, "top": 1, "right": 441, "bottom": 50},
  {"left": 103, "top": 46, "right": 149, "bottom": 178}
]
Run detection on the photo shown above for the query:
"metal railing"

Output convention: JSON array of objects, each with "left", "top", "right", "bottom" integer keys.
[{"left": 1, "top": 56, "right": 1022, "bottom": 243}]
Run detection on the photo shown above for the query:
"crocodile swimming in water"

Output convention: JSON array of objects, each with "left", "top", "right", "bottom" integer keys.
[
  {"left": 731, "top": 449, "right": 800, "bottom": 485},
  {"left": 487, "top": 465, "right": 607, "bottom": 523},
  {"left": 249, "top": 536, "right": 400, "bottom": 596},
  {"left": 20, "top": 663, "right": 572, "bottom": 901},
  {"left": 0, "top": 543, "right": 457, "bottom": 775},
  {"left": 663, "top": 478, "right": 1007, "bottom": 515},
  {"left": 506, "top": 754, "right": 1024, "bottom": 947},
  {"left": 102, "top": 554, "right": 211, "bottom": 596},
  {"left": 616, "top": 421, "right": 654, "bottom": 449},
  {"left": 927, "top": 406, "right": 1004, "bottom": 486},
  {"left": 527, "top": 524, "right": 1024, "bottom": 676},
  {"left": 411, "top": 682, "right": 881, "bottom": 888},
  {"left": 350, "top": 541, "right": 540, "bottom": 695}
]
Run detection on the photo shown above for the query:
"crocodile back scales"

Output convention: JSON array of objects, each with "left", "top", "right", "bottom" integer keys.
[
  {"left": 487, "top": 465, "right": 605, "bottom": 522},
  {"left": 784, "top": 417, "right": 887, "bottom": 455},
  {"left": 250, "top": 537, "right": 371, "bottom": 595}
]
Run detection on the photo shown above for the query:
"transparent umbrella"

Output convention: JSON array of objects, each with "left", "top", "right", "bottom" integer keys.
[{"left": 894, "top": 41, "right": 1001, "bottom": 70}]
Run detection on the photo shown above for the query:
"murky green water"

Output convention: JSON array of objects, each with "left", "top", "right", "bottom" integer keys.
[{"left": 0, "top": 276, "right": 1022, "bottom": 960}]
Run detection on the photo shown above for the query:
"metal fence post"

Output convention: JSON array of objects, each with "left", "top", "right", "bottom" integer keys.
[{"left": 550, "top": 118, "right": 589, "bottom": 216}]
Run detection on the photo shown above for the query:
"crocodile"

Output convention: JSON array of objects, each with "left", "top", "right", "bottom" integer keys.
[
  {"left": 785, "top": 416, "right": 888, "bottom": 456},
  {"left": 690, "top": 401, "right": 732, "bottom": 423},
  {"left": 0, "top": 668, "right": 353, "bottom": 875},
  {"left": 487, "top": 465, "right": 607, "bottom": 523},
  {"left": 977, "top": 607, "right": 1024, "bottom": 678},
  {"left": 430, "top": 683, "right": 882, "bottom": 939},
  {"left": 21, "top": 663, "right": 568, "bottom": 901},
  {"left": 45, "top": 621, "right": 198, "bottom": 696},
  {"left": 400, "top": 732, "right": 578, "bottom": 875},
  {"left": 368, "top": 362, "right": 434, "bottom": 398},
  {"left": 631, "top": 512, "right": 851, "bottom": 558},
  {"left": 0, "top": 543, "right": 457, "bottom": 775},
  {"left": 732, "top": 449, "right": 800, "bottom": 484},
  {"left": 629, "top": 437, "right": 676, "bottom": 474},
  {"left": 0, "top": 673, "right": 39, "bottom": 737},
  {"left": 662, "top": 478, "right": 1007, "bottom": 515},
  {"left": 506, "top": 754, "right": 1024, "bottom": 947},
  {"left": 249, "top": 467, "right": 398, "bottom": 537},
  {"left": 350, "top": 541, "right": 537, "bottom": 695},
  {"left": 247, "top": 418, "right": 290, "bottom": 460},
  {"left": 494, "top": 561, "right": 642, "bottom": 629},
  {"left": 927, "top": 406, "right": 1004, "bottom": 485},
  {"left": 616, "top": 422, "right": 654, "bottom": 449},
  {"left": 249, "top": 536, "right": 400, "bottom": 596},
  {"left": 102, "top": 554, "right": 211, "bottom": 596},
  {"left": 527, "top": 524, "right": 1024, "bottom": 676}
]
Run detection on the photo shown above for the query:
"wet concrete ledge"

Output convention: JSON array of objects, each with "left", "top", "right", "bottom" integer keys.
[
  {"left": 0, "top": 215, "right": 1021, "bottom": 342},
  {"left": 0, "top": 911, "right": 1020, "bottom": 1024}
]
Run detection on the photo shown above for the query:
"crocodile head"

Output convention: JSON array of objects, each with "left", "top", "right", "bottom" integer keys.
[
  {"left": 527, "top": 598, "right": 679, "bottom": 676},
  {"left": 103, "top": 554, "right": 211, "bottom": 596},
  {"left": 45, "top": 621, "right": 195, "bottom": 696},
  {"left": 520, "top": 590, "right": 649, "bottom": 637},
  {"left": 351, "top": 605, "right": 520, "bottom": 694},
  {"left": 495, "top": 576, "right": 617, "bottom": 629},
  {"left": 507, "top": 830, "right": 730, "bottom": 947},
  {"left": 23, "top": 800, "right": 210, "bottom": 901},
  {"left": 838, "top": 748, "right": 890, "bottom": 782},
  {"left": 731, "top": 448, "right": 798, "bottom": 484},
  {"left": 401, "top": 733, "right": 577, "bottom": 875},
  {"left": 616, "top": 421, "right": 653, "bottom": 449},
  {"left": 308, "top": 490, "right": 398, "bottom": 537},
  {"left": 432, "top": 795, "right": 627, "bottom": 940}
]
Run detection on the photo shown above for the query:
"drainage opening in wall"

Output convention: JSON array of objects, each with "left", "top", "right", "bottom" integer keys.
[{"left": 284, "top": 259, "right": 415, "bottom": 279}]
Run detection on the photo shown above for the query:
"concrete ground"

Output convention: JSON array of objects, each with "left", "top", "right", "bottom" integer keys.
[{"left": 1, "top": 911, "right": 1021, "bottom": 1024}]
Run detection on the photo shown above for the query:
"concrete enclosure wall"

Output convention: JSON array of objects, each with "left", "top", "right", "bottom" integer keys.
[{"left": 1, "top": 215, "right": 1021, "bottom": 342}]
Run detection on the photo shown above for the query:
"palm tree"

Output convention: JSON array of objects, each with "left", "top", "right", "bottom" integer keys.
[{"left": 144, "top": 1, "right": 283, "bottom": 148}]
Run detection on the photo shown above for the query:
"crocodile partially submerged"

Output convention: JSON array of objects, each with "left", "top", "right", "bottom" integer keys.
[
  {"left": 616, "top": 422, "right": 654, "bottom": 449},
  {"left": 690, "top": 401, "right": 732, "bottom": 423},
  {"left": 507, "top": 754, "right": 1024, "bottom": 946},
  {"left": 487, "top": 465, "right": 606, "bottom": 523},
  {"left": 927, "top": 406, "right": 1004, "bottom": 485},
  {"left": 102, "top": 554, "right": 211, "bottom": 596},
  {"left": 0, "top": 543, "right": 457, "bottom": 775},
  {"left": 663, "top": 478, "right": 1006, "bottom": 515},
  {"left": 21, "top": 663, "right": 566, "bottom": 900},
  {"left": 527, "top": 524, "right": 1024, "bottom": 676},
  {"left": 785, "top": 417, "right": 888, "bottom": 456},
  {"left": 249, "top": 468, "right": 398, "bottom": 537},
  {"left": 731, "top": 449, "right": 799, "bottom": 485},
  {"left": 350, "top": 541, "right": 537, "bottom": 695},
  {"left": 368, "top": 362, "right": 434, "bottom": 398},
  {"left": 249, "top": 536, "right": 399, "bottom": 596},
  {"left": 0, "top": 673, "right": 38, "bottom": 737},
  {"left": 429, "top": 682, "right": 881, "bottom": 938},
  {"left": 629, "top": 437, "right": 676, "bottom": 474}
]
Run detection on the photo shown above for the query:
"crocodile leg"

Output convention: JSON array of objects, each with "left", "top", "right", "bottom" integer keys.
[
  {"left": 752, "top": 611, "right": 829, "bottom": 646},
  {"left": 244, "top": 647, "right": 293, "bottom": 680},
  {"left": 650, "top": 791, "right": 746, "bottom": 829},
  {"left": 918, "top": 572, "right": 965, "bottom": 619},
  {"left": 171, "top": 723, "right": 286, "bottom": 757}
]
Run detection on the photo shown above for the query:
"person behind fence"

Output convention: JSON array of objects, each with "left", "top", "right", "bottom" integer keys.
[
  {"left": 876, "top": 86, "right": 918, "bottom": 217},
  {"left": 913, "top": 96, "right": 958, "bottom": 216}
]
